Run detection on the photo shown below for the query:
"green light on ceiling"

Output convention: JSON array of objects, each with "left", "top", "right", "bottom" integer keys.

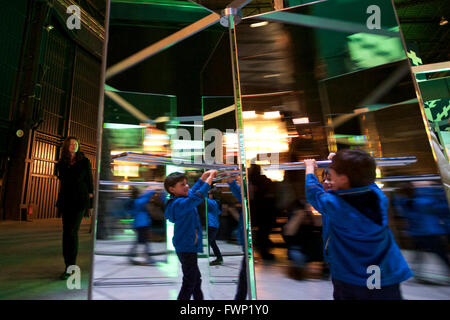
[
  {"left": 104, "top": 123, "right": 146, "bottom": 129},
  {"left": 333, "top": 134, "right": 368, "bottom": 145},
  {"left": 407, "top": 50, "right": 423, "bottom": 66},
  {"left": 104, "top": 84, "right": 119, "bottom": 92},
  {"left": 424, "top": 99, "right": 450, "bottom": 122},
  {"left": 347, "top": 31, "right": 406, "bottom": 68}
]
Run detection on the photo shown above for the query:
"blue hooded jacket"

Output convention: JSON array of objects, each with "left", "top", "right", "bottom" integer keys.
[
  {"left": 128, "top": 190, "right": 155, "bottom": 229},
  {"left": 164, "top": 179, "right": 211, "bottom": 253},
  {"left": 207, "top": 199, "right": 221, "bottom": 229},
  {"left": 393, "top": 186, "right": 450, "bottom": 236},
  {"left": 306, "top": 174, "right": 413, "bottom": 287}
]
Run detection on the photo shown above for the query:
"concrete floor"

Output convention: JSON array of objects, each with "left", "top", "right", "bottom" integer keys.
[{"left": 0, "top": 218, "right": 93, "bottom": 300}]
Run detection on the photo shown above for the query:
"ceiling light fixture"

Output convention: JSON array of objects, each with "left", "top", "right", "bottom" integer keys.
[
  {"left": 250, "top": 21, "right": 269, "bottom": 28},
  {"left": 293, "top": 117, "right": 309, "bottom": 124},
  {"left": 263, "top": 111, "right": 281, "bottom": 119},
  {"left": 263, "top": 73, "right": 281, "bottom": 78},
  {"left": 243, "top": 111, "right": 257, "bottom": 119}
]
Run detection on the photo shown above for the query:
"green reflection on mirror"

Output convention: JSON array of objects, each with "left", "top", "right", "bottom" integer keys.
[{"left": 414, "top": 66, "right": 450, "bottom": 203}]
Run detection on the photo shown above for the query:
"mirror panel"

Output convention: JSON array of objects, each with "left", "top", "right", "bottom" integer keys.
[{"left": 234, "top": 0, "right": 450, "bottom": 299}]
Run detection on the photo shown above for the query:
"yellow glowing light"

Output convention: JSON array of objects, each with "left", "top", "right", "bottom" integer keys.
[
  {"left": 143, "top": 128, "right": 170, "bottom": 155},
  {"left": 113, "top": 162, "right": 140, "bottom": 177},
  {"left": 243, "top": 111, "right": 257, "bottom": 119},
  {"left": 261, "top": 168, "right": 285, "bottom": 182},
  {"left": 223, "top": 116, "right": 290, "bottom": 162},
  {"left": 263, "top": 111, "right": 281, "bottom": 119},
  {"left": 376, "top": 168, "right": 381, "bottom": 178}
]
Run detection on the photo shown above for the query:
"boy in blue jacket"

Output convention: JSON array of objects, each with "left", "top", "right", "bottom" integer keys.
[
  {"left": 164, "top": 169, "right": 217, "bottom": 300},
  {"left": 207, "top": 189, "right": 223, "bottom": 266},
  {"left": 304, "top": 149, "right": 413, "bottom": 300},
  {"left": 128, "top": 187, "right": 158, "bottom": 265}
]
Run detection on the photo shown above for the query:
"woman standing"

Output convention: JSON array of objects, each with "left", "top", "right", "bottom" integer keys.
[{"left": 56, "top": 136, "right": 94, "bottom": 280}]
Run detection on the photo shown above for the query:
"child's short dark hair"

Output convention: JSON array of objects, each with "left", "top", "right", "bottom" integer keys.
[
  {"left": 321, "top": 168, "right": 330, "bottom": 180},
  {"left": 164, "top": 172, "right": 187, "bottom": 194},
  {"left": 329, "top": 149, "right": 376, "bottom": 188}
]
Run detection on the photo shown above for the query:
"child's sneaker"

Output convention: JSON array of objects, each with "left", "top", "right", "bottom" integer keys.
[
  {"left": 210, "top": 258, "right": 223, "bottom": 266},
  {"left": 146, "top": 257, "right": 157, "bottom": 265}
]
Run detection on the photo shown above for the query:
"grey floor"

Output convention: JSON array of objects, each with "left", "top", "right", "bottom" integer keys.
[
  {"left": 91, "top": 236, "right": 450, "bottom": 300},
  {"left": 0, "top": 219, "right": 93, "bottom": 300}
]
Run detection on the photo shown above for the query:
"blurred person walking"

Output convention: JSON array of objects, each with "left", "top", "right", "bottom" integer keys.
[
  {"left": 394, "top": 182, "right": 450, "bottom": 281},
  {"left": 127, "top": 187, "right": 160, "bottom": 265}
]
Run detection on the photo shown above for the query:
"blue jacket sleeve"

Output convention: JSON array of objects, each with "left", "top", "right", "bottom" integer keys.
[
  {"left": 191, "top": 178, "right": 206, "bottom": 193},
  {"left": 131, "top": 191, "right": 155, "bottom": 215},
  {"left": 138, "top": 190, "right": 155, "bottom": 202},
  {"left": 228, "top": 180, "right": 242, "bottom": 203},
  {"left": 305, "top": 174, "right": 328, "bottom": 214},
  {"left": 173, "top": 179, "right": 211, "bottom": 213},
  {"left": 206, "top": 199, "right": 221, "bottom": 215}
]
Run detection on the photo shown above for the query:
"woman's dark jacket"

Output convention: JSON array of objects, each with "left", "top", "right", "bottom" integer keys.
[{"left": 56, "top": 152, "right": 94, "bottom": 212}]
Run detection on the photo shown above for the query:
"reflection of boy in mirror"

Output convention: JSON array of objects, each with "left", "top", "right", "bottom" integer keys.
[
  {"left": 164, "top": 170, "right": 217, "bottom": 300},
  {"left": 207, "top": 189, "right": 223, "bottom": 266}
]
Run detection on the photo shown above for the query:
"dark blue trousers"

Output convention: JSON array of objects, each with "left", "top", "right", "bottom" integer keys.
[
  {"left": 176, "top": 252, "right": 204, "bottom": 300},
  {"left": 208, "top": 227, "right": 222, "bottom": 260},
  {"left": 332, "top": 278, "right": 403, "bottom": 300}
]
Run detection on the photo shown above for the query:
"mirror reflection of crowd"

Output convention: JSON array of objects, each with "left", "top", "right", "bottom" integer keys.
[
  {"left": 245, "top": 162, "right": 329, "bottom": 280},
  {"left": 392, "top": 181, "right": 450, "bottom": 281},
  {"left": 248, "top": 164, "right": 278, "bottom": 261}
]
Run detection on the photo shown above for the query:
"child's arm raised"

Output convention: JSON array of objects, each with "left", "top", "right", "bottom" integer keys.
[
  {"left": 172, "top": 170, "right": 217, "bottom": 213},
  {"left": 173, "top": 184, "right": 211, "bottom": 212},
  {"left": 206, "top": 198, "right": 221, "bottom": 215},
  {"left": 226, "top": 174, "right": 242, "bottom": 203},
  {"left": 205, "top": 170, "right": 218, "bottom": 185},
  {"left": 304, "top": 159, "right": 327, "bottom": 213},
  {"left": 304, "top": 159, "right": 317, "bottom": 176}
]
